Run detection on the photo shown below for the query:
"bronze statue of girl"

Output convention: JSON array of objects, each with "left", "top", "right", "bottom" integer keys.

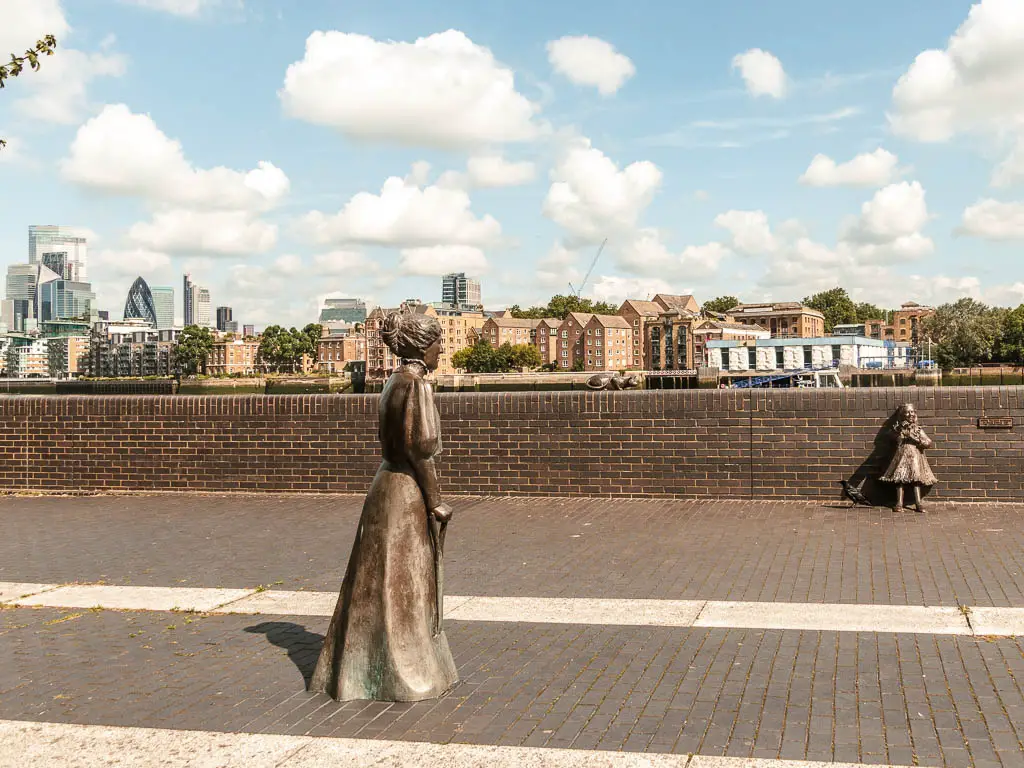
[
  {"left": 310, "top": 311, "right": 458, "bottom": 701},
  {"left": 880, "top": 403, "right": 937, "bottom": 513}
]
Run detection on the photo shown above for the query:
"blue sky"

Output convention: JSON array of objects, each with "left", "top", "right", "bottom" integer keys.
[{"left": 1, "top": 0, "right": 1023, "bottom": 328}]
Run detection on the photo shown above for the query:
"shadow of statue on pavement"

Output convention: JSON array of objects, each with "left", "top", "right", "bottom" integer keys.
[{"left": 245, "top": 621, "right": 325, "bottom": 686}]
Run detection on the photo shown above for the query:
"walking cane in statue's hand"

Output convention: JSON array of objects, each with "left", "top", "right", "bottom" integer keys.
[{"left": 429, "top": 503, "right": 452, "bottom": 637}]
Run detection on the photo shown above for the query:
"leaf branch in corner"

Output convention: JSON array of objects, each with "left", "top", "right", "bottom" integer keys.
[{"left": 0, "top": 35, "right": 58, "bottom": 149}]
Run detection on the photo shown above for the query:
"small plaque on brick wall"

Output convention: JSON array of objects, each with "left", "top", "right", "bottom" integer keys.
[{"left": 978, "top": 416, "right": 1014, "bottom": 429}]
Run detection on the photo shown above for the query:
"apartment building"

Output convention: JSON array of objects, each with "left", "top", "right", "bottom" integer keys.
[
  {"left": 891, "top": 302, "right": 934, "bottom": 345},
  {"left": 366, "top": 301, "right": 484, "bottom": 378},
  {"left": 534, "top": 318, "right": 561, "bottom": 364},
  {"left": 207, "top": 338, "right": 260, "bottom": 376},
  {"left": 726, "top": 302, "right": 825, "bottom": 338},
  {"left": 578, "top": 314, "right": 634, "bottom": 372},
  {"left": 319, "top": 332, "right": 366, "bottom": 373},
  {"left": 47, "top": 334, "right": 90, "bottom": 378},
  {"left": 554, "top": 312, "right": 593, "bottom": 369}
]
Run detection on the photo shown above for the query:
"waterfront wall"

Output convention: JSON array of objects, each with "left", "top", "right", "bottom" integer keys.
[{"left": 0, "top": 388, "right": 1020, "bottom": 501}]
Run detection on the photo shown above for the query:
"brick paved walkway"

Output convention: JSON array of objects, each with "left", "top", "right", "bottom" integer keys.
[
  {"left": 2, "top": 495, "right": 1024, "bottom": 606},
  {"left": 2, "top": 495, "right": 1024, "bottom": 767}
]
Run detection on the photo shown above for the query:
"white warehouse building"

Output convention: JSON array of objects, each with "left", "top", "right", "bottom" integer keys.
[{"left": 706, "top": 336, "right": 912, "bottom": 373}]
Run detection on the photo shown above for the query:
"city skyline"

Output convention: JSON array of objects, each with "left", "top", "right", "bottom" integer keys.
[{"left": 1, "top": 1, "right": 1023, "bottom": 330}]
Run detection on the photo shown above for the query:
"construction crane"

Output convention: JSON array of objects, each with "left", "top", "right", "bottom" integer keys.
[{"left": 568, "top": 239, "right": 607, "bottom": 298}]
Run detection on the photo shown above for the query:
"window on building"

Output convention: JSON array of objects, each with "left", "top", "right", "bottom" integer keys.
[
  {"left": 561, "top": 331, "right": 568, "bottom": 338},
  {"left": 803, "top": 347, "right": 813, "bottom": 368},
  {"left": 561, "top": 350, "right": 568, "bottom": 358},
  {"left": 596, "top": 328, "right": 602, "bottom": 336},
  {"left": 775, "top": 346, "right": 784, "bottom": 368},
  {"left": 748, "top": 347, "right": 756, "bottom": 369},
  {"left": 831, "top": 345, "right": 841, "bottom": 365}
]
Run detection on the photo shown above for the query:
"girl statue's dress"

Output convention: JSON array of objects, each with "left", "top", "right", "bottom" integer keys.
[
  {"left": 880, "top": 423, "right": 937, "bottom": 486},
  {"left": 879, "top": 404, "right": 936, "bottom": 512},
  {"left": 309, "top": 360, "right": 458, "bottom": 701}
]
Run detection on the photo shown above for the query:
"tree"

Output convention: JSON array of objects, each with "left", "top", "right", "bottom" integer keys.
[
  {"left": 803, "top": 287, "right": 858, "bottom": 333},
  {"left": 702, "top": 296, "right": 739, "bottom": 315},
  {"left": 509, "top": 294, "right": 619, "bottom": 320},
  {"left": 922, "top": 298, "right": 1007, "bottom": 369},
  {"left": 855, "top": 302, "right": 888, "bottom": 323},
  {"left": 258, "top": 325, "right": 297, "bottom": 372},
  {"left": 1, "top": 36, "right": 58, "bottom": 150},
  {"left": 174, "top": 325, "right": 215, "bottom": 376},
  {"left": 450, "top": 340, "right": 542, "bottom": 373},
  {"left": 996, "top": 304, "right": 1024, "bottom": 367}
]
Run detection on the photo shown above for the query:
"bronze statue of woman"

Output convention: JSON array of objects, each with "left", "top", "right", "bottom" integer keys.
[{"left": 309, "top": 311, "right": 458, "bottom": 701}]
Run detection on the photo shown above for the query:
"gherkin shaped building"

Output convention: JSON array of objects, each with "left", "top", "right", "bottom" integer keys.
[{"left": 124, "top": 276, "right": 158, "bottom": 326}]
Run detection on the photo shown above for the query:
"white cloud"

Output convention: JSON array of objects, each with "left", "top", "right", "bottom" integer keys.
[
  {"left": 732, "top": 48, "right": 787, "bottom": 99},
  {"left": 0, "top": 0, "right": 68, "bottom": 57},
  {"left": 960, "top": 199, "right": 1024, "bottom": 240},
  {"left": 0, "top": 0, "right": 124, "bottom": 125},
  {"left": 546, "top": 35, "right": 635, "bottom": 96},
  {"left": 841, "top": 181, "right": 930, "bottom": 244},
  {"left": 120, "top": 0, "right": 232, "bottom": 16},
  {"left": 128, "top": 210, "right": 278, "bottom": 255},
  {"left": 589, "top": 275, "right": 675, "bottom": 304},
  {"left": 466, "top": 154, "right": 536, "bottom": 187},
  {"left": 889, "top": 0, "right": 1024, "bottom": 143},
  {"left": 301, "top": 170, "right": 502, "bottom": 248},
  {"left": 280, "top": 30, "right": 541, "bottom": 149},
  {"left": 713, "top": 210, "right": 777, "bottom": 255},
  {"left": 12, "top": 49, "right": 126, "bottom": 124},
  {"left": 799, "top": 148, "right": 901, "bottom": 188},
  {"left": 398, "top": 245, "right": 488, "bottom": 276},
  {"left": 992, "top": 138, "right": 1024, "bottom": 188},
  {"left": 543, "top": 138, "right": 662, "bottom": 246},
  {"left": 62, "top": 105, "right": 289, "bottom": 210},
  {"left": 91, "top": 247, "right": 172, "bottom": 277},
  {"left": 617, "top": 230, "right": 728, "bottom": 280},
  {"left": 310, "top": 250, "right": 372, "bottom": 276}
]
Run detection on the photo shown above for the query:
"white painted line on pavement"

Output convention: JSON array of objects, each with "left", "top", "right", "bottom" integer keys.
[
  {"left": 968, "top": 606, "right": 1024, "bottom": 636},
  {"left": 0, "top": 720, "right": 922, "bottom": 768},
  {"left": 0, "top": 582, "right": 59, "bottom": 602},
  {"left": 448, "top": 596, "right": 706, "bottom": 627},
  {"left": 12, "top": 585, "right": 254, "bottom": 613},
  {"left": 693, "top": 601, "right": 972, "bottom": 635},
  {"left": 4, "top": 581, "right": 1023, "bottom": 637}
]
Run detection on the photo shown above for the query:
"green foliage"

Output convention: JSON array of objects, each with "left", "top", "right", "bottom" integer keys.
[
  {"left": 258, "top": 325, "right": 320, "bottom": 372},
  {"left": 509, "top": 294, "right": 618, "bottom": 320},
  {"left": 174, "top": 325, "right": 215, "bottom": 376},
  {"left": 571, "top": 358, "right": 585, "bottom": 372},
  {"left": 803, "top": 287, "right": 858, "bottom": 333},
  {"left": 1, "top": 35, "right": 57, "bottom": 150},
  {"left": 996, "top": 304, "right": 1024, "bottom": 367},
  {"left": 855, "top": 302, "right": 888, "bottom": 324},
  {"left": 922, "top": 298, "right": 1007, "bottom": 369},
  {"left": 702, "top": 296, "right": 739, "bottom": 315},
  {"left": 450, "top": 340, "right": 542, "bottom": 373}
]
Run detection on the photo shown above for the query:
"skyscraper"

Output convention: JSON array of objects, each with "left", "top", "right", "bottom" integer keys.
[
  {"left": 151, "top": 286, "right": 174, "bottom": 328},
  {"left": 196, "top": 287, "right": 212, "bottom": 327},
  {"left": 123, "top": 277, "right": 159, "bottom": 326},
  {"left": 183, "top": 274, "right": 194, "bottom": 325},
  {"left": 41, "top": 252, "right": 73, "bottom": 280},
  {"left": 6, "top": 263, "right": 61, "bottom": 322},
  {"left": 183, "top": 274, "right": 212, "bottom": 327},
  {"left": 216, "top": 306, "right": 233, "bottom": 331},
  {"left": 40, "top": 280, "right": 96, "bottom": 323},
  {"left": 29, "top": 226, "right": 87, "bottom": 282},
  {"left": 318, "top": 298, "right": 367, "bottom": 324},
  {"left": 441, "top": 273, "right": 482, "bottom": 309}
]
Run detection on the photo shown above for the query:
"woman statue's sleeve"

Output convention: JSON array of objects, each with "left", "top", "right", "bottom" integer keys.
[{"left": 405, "top": 377, "right": 443, "bottom": 510}]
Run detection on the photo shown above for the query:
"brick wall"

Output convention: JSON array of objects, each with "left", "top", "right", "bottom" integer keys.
[{"left": 0, "top": 387, "right": 1020, "bottom": 501}]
